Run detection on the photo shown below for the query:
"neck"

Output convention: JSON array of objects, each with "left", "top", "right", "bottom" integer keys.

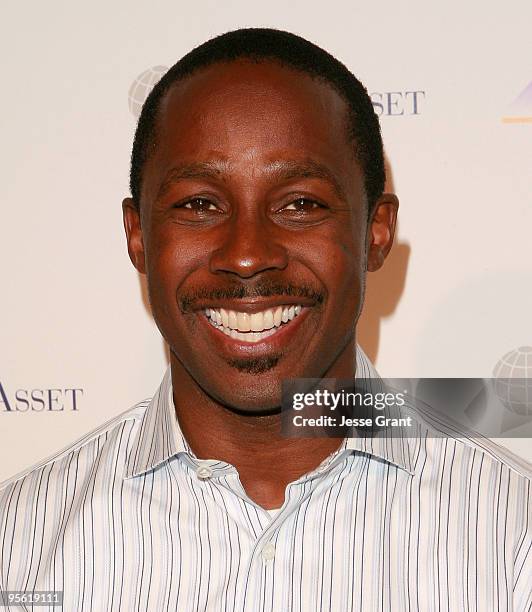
[{"left": 169, "top": 345, "right": 355, "bottom": 509}]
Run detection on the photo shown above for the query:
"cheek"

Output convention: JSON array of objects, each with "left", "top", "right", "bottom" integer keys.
[
  {"left": 292, "top": 228, "right": 366, "bottom": 301},
  {"left": 145, "top": 224, "right": 205, "bottom": 290},
  {"left": 143, "top": 234, "right": 188, "bottom": 324}
]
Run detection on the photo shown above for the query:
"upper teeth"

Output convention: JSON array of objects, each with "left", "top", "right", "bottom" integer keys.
[{"left": 205, "top": 305, "right": 302, "bottom": 332}]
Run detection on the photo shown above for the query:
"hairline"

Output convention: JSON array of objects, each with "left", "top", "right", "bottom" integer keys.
[{"left": 135, "top": 57, "right": 373, "bottom": 218}]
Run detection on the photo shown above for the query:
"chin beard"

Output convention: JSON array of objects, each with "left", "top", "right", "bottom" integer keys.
[{"left": 226, "top": 354, "right": 281, "bottom": 374}]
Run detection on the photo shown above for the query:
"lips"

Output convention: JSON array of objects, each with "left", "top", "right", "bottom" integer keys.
[{"left": 205, "top": 305, "right": 303, "bottom": 343}]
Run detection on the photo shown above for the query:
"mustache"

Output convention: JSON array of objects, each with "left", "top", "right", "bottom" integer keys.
[{"left": 179, "top": 281, "right": 324, "bottom": 312}]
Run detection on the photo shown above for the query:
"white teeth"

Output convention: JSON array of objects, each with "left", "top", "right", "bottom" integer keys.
[
  {"left": 250, "top": 312, "right": 263, "bottom": 331},
  {"left": 206, "top": 304, "right": 304, "bottom": 341},
  {"left": 231, "top": 328, "right": 277, "bottom": 343},
  {"left": 237, "top": 312, "right": 251, "bottom": 332},
  {"left": 273, "top": 307, "right": 282, "bottom": 327},
  {"left": 263, "top": 309, "right": 274, "bottom": 329},
  {"left": 220, "top": 308, "right": 229, "bottom": 328}
]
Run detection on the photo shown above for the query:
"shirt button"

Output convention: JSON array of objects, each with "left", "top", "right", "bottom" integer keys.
[
  {"left": 261, "top": 542, "right": 276, "bottom": 561},
  {"left": 196, "top": 465, "right": 213, "bottom": 480}
]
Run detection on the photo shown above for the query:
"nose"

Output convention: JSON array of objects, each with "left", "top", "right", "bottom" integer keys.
[{"left": 209, "top": 212, "right": 289, "bottom": 279}]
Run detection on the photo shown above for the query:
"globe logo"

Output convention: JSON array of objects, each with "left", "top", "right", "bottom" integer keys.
[
  {"left": 128, "top": 66, "right": 168, "bottom": 119},
  {"left": 492, "top": 346, "right": 532, "bottom": 416}
]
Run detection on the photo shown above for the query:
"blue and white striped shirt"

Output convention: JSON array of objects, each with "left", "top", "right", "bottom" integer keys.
[{"left": 1, "top": 349, "right": 531, "bottom": 611}]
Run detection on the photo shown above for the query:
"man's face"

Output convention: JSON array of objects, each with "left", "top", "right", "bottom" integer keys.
[{"left": 123, "top": 60, "right": 397, "bottom": 412}]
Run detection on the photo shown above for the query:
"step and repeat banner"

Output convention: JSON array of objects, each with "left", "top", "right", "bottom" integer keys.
[{"left": 1, "top": 0, "right": 531, "bottom": 481}]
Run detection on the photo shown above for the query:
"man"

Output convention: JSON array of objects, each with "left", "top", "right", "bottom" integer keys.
[{"left": 0, "top": 28, "right": 530, "bottom": 611}]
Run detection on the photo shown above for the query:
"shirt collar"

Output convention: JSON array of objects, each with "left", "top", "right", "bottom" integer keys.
[
  {"left": 124, "top": 346, "right": 416, "bottom": 479},
  {"left": 124, "top": 366, "right": 188, "bottom": 479},
  {"left": 346, "top": 347, "right": 416, "bottom": 475},
  {"left": 344, "top": 425, "right": 416, "bottom": 475}
]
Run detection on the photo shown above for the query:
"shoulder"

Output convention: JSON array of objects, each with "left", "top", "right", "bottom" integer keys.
[
  {"left": 406, "top": 399, "right": 532, "bottom": 483},
  {"left": 0, "top": 398, "right": 150, "bottom": 498},
  {"left": 456, "top": 435, "right": 532, "bottom": 482}
]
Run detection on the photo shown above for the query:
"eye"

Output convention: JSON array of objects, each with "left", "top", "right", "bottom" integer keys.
[
  {"left": 180, "top": 198, "right": 219, "bottom": 212},
  {"left": 273, "top": 196, "right": 331, "bottom": 227},
  {"left": 282, "top": 198, "right": 324, "bottom": 212}
]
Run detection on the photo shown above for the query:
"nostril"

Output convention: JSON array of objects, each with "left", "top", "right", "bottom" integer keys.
[{"left": 209, "top": 241, "right": 289, "bottom": 278}]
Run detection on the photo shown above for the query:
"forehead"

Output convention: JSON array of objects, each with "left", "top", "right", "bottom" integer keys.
[{"left": 141, "top": 60, "right": 361, "bottom": 202}]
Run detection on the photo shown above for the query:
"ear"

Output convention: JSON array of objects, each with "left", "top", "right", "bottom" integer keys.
[
  {"left": 122, "top": 197, "right": 146, "bottom": 274},
  {"left": 366, "top": 193, "right": 399, "bottom": 272}
]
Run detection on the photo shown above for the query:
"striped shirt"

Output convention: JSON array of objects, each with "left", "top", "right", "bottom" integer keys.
[{"left": 1, "top": 348, "right": 531, "bottom": 611}]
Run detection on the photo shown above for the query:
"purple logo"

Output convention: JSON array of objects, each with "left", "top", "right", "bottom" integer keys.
[{"left": 502, "top": 81, "right": 532, "bottom": 123}]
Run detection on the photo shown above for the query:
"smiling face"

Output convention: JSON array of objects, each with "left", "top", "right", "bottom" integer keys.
[{"left": 123, "top": 59, "right": 397, "bottom": 412}]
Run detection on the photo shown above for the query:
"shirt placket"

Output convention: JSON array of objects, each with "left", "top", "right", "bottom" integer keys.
[
  {"left": 239, "top": 450, "right": 352, "bottom": 612},
  {"left": 178, "top": 448, "right": 351, "bottom": 612}
]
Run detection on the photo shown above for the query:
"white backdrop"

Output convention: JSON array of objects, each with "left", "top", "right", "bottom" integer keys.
[{"left": 1, "top": 0, "right": 531, "bottom": 482}]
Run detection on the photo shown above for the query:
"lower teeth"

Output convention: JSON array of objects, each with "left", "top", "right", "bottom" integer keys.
[{"left": 207, "top": 319, "right": 284, "bottom": 343}]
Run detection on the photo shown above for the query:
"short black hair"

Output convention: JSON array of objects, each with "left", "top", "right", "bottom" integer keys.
[{"left": 130, "top": 27, "right": 385, "bottom": 213}]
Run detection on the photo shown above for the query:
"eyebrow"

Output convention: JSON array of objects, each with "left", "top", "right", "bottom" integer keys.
[
  {"left": 156, "top": 161, "right": 230, "bottom": 200},
  {"left": 265, "top": 159, "right": 347, "bottom": 201},
  {"left": 156, "top": 158, "right": 347, "bottom": 202}
]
